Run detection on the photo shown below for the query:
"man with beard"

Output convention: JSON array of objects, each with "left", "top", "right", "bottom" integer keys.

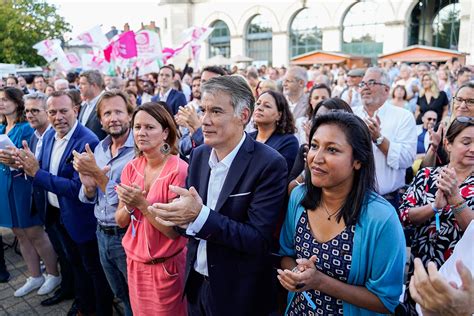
[{"left": 73, "top": 90, "right": 135, "bottom": 316}]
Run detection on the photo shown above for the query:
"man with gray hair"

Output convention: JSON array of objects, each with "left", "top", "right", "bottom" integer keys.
[
  {"left": 353, "top": 67, "right": 416, "bottom": 209},
  {"left": 78, "top": 70, "right": 106, "bottom": 140},
  {"left": 53, "top": 79, "right": 69, "bottom": 91},
  {"left": 151, "top": 75, "right": 288, "bottom": 315},
  {"left": 283, "top": 66, "right": 308, "bottom": 119}
]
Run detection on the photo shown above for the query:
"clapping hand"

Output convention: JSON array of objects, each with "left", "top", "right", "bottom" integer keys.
[
  {"left": 0, "top": 146, "right": 19, "bottom": 168},
  {"left": 14, "top": 141, "right": 39, "bottom": 177},
  {"left": 364, "top": 115, "right": 381, "bottom": 142},
  {"left": 116, "top": 183, "right": 148, "bottom": 212},
  {"left": 149, "top": 185, "right": 203, "bottom": 226},
  {"left": 72, "top": 143, "right": 99, "bottom": 176},
  {"left": 437, "top": 167, "right": 463, "bottom": 204},
  {"left": 277, "top": 255, "right": 324, "bottom": 292}
]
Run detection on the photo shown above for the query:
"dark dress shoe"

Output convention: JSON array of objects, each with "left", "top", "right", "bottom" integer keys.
[
  {"left": 41, "top": 290, "right": 74, "bottom": 306},
  {"left": 67, "top": 300, "right": 80, "bottom": 316},
  {"left": 0, "top": 270, "right": 10, "bottom": 283}
]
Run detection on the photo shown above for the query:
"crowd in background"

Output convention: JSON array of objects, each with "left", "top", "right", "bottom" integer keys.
[{"left": 0, "top": 58, "right": 472, "bottom": 316}]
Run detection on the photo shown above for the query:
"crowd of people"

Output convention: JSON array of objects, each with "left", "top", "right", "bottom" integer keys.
[{"left": 0, "top": 58, "right": 472, "bottom": 316}]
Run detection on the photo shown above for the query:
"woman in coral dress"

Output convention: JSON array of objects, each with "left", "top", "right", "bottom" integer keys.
[{"left": 116, "top": 102, "right": 188, "bottom": 315}]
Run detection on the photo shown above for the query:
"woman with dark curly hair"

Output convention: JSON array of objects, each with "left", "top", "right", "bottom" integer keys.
[{"left": 250, "top": 90, "right": 299, "bottom": 170}]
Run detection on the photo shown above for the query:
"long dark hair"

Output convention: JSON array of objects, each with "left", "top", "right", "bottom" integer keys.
[
  {"left": 131, "top": 102, "right": 179, "bottom": 155},
  {"left": 301, "top": 112, "right": 376, "bottom": 225},
  {"left": 258, "top": 90, "right": 296, "bottom": 134},
  {"left": 0, "top": 87, "right": 26, "bottom": 123}
]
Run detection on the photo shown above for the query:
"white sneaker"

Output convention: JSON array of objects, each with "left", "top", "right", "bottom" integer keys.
[
  {"left": 14, "top": 276, "right": 45, "bottom": 297},
  {"left": 37, "top": 274, "right": 61, "bottom": 295}
]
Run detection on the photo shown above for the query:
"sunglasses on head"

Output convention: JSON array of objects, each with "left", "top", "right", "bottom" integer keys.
[{"left": 455, "top": 116, "right": 474, "bottom": 124}]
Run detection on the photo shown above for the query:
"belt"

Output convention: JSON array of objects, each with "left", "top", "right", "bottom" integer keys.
[
  {"left": 98, "top": 224, "right": 127, "bottom": 236},
  {"left": 144, "top": 248, "right": 184, "bottom": 265}
]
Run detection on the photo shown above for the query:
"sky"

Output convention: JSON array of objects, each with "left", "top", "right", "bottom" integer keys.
[{"left": 47, "top": 0, "right": 162, "bottom": 39}]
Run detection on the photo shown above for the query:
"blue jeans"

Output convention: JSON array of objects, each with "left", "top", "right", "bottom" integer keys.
[{"left": 96, "top": 227, "right": 132, "bottom": 316}]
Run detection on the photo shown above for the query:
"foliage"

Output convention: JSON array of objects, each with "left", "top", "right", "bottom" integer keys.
[{"left": 0, "top": 0, "right": 70, "bottom": 66}]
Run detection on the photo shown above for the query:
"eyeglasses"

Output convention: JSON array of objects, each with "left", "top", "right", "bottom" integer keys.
[
  {"left": 357, "top": 80, "right": 388, "bottom": 89},
  {"left": 25, "top": 108, "right": 43, "bottom": 115},
  {"left": 453, "top": 97, "right": 474, "bottom": 107},
  {"left": 455, "top": 116, "right": 474, "bottom": 124},
  {"left": 426, "top": 118, "right": 437, "bottom": 121}
]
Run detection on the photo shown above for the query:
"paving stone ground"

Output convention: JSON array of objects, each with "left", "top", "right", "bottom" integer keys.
[{"left": 0, "top": 227, "right": 124, "bottom": 316}]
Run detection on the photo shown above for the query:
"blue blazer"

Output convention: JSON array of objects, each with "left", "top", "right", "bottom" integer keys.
[
  {"left": 249, "top": 131, "right": 299, "bottom": 171},
  {"left": 32, "top": 123, "right": 99, "bottom": 244},
  {"left": 151, "top": 89, "right": 187, "bottom": 116},
  {"left": 184, "top": 135, "right": 288, "bottom": 316}
]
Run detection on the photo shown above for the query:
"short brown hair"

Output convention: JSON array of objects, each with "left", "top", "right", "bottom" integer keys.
[
  {"left": 48, "top": 90, "right": 75, "bottom": 107},
  {"left": 131, "top": 102, "right": 179, "bottom": 155},
  {"left": 96, "top": 89, "right": 134, "bottom": 120}
]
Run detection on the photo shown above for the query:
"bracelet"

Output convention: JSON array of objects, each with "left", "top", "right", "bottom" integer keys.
[
  {"left": 451, "top": 201, "right": 467, "bottom": 215},
  {"left": 124, "top": 206, "right": 134, "bottom": 215},
  {"left": 294, "top": 179, "right": 302, "bottom": 186},
  {"left": 431, "top": 203, "right": 441, "bottom": 214},
  {"left": 450, "top": 199, "right": 465, "bottom": 209}
]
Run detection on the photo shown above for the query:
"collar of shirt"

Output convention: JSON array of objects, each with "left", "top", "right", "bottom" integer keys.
[
  {"left": 100, "top": 130, "right": 135, "bottom": 152},
  {"left": 208, "top": 133, "right": 246, "bottom": 170},
  {"left": 34, "top": 124, "right": 52, "bottom": 139},
  {"left": 54, "top": 120, "right": 78, "bottom": 141},
  {"left": 84, "top": 93, "right": 101, "bottom": 107},
  {"left": 159, "top": 88, "right": 172, "bottom": 101},
  {"left": 361, "top": 100, "right": 390, "bottom": 119}
]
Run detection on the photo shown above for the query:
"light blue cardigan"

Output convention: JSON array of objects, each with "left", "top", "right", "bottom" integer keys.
[{"left": 279, "top": 185, "right": 406, "bottom": 315}]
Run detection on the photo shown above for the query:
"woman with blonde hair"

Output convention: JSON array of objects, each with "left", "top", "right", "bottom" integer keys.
[{"left": 415, "top": 73, "right": 449, "bottom": 124}]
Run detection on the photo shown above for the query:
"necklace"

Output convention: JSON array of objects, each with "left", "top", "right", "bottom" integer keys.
[{"left": 321, "top": 200, "right": 343, "bottom": 221}]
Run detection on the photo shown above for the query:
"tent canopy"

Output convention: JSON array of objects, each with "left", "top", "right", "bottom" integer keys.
[{"left": 378, "top": 45, "right": 467, "bottom": 63}]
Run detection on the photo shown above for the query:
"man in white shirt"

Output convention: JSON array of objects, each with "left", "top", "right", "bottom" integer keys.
[
  {"left": 353, "top": 67, "right": 416, "bottom": 209},
  {"left": 340, "top": 68, "right": 364, "bottom": 107},
  {"left": 78, "top": 70, "right": 106, "bottom": 140},
  {"left": 151, "top": 75, "right": 288, "bottom": 316}
]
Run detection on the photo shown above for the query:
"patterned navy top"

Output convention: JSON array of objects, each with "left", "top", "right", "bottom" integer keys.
[{"left": 287, "top": 209, "right": 355, "bottom": 316}]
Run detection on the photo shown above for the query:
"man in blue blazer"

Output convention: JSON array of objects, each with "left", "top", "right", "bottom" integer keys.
[
  {"left": 151, "top": 76, "right": 288, "bottom": 316},
  {"left": 17, "top": 90, "right": 113, "bottom": 316},
  {"left": 151, "top": 65, "right": 187, "bottom": 115}
]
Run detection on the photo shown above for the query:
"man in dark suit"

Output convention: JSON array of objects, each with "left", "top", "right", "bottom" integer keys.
[
  {"left": 151, "top": 76, "right": 288, "bottom": 316},
  {"left": 151, "top": 65, "right": 187, "bottom": 115},
  {"left": 78, "top": 70, "right": 106, "bottom": 140},
  {"left": 16, "top": 90, "right": 113, "bottom": 316}
]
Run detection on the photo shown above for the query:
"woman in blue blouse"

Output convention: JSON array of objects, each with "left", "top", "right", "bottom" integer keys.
[
  {"left": 0, "top": 88, "right": 59, "bottom": 297},
  {"left": 250, "top": 90, "right": 299, "bottom": 171},
  {"left": 278, "top": 112, "right": 405, "bottom": 315}
]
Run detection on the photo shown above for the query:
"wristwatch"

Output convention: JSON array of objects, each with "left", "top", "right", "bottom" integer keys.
[{"left": 374, "top": 135, "right": 384, "bottom": 146}]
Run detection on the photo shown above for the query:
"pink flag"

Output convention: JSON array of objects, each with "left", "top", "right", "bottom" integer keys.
[
  {"left": 104, "top": 31, "right": 137, "bottom": 62},
  {"left": 33, "top": 39, "right": 63, "bottom": 62}
]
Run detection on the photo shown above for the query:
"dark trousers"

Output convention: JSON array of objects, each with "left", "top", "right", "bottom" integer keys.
[
  {"left": 0, "top": 235, "right": 7, "bottom": 272},
  {"left": 383, "top": 190, "right": 400, "bottom": 211},
  {"left": 46, "top": 204, "right": 113, "bottom": 316},
  {"left": 187, "top": 270, "right": 215, "bottom": 316},
  {"left": 44, "top": 206, "right": 75, "bottom": 296}
]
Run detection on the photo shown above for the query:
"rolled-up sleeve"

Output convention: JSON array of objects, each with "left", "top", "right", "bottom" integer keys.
[{"left": 386, "top": 112, "right": 416, "bottom": 170}]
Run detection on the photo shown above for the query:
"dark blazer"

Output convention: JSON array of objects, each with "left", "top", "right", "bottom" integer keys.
[
  {"left": 151, "top": 89, "right": 187, "bottom": 116},
  {"left": 249, "top": 131, "right": 299, "bottom": 171},
  {"left": 185, "top": 135, "right": 288, "bottom": 316},
  {"left": 32, "top": 123, "right": 99, "bottom": 244},
  {"left": 79, "top": 102, "right": 107, "bottom": 140}
]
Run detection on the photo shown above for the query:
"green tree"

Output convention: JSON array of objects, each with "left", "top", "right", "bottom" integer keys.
[{"left": 0, "top": 0, "right": 70, "bottom": 66}]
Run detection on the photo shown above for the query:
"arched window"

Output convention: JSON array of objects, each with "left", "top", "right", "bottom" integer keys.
[
  {"left": 408, "top": 0, "right": 460, "bottom": 50},
  {"left": 289, "top": 8, "right": 322, "bottom": 57},
  {"left": 246, "top": 14, "right": 272, "bottom": 64},
  {"left": 208, "top": 20, "right": 231, "bottom": 58},
  {"left": 342, "top": 1, "right": 384, "bottom": 58}
]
